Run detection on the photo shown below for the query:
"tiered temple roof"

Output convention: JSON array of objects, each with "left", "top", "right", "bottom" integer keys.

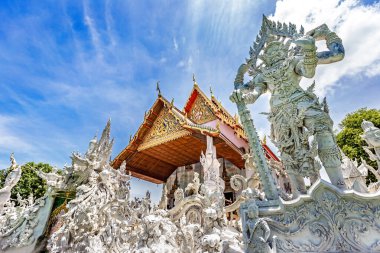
[{"left": 112, "top": 80, "right": 279, "bottom": 183}]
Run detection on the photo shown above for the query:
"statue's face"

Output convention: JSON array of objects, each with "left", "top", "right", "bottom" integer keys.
[{"left": 266, "top": 46, "right": 286, "bottom": 66}]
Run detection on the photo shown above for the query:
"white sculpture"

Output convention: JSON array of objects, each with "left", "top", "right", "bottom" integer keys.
[
  {"left": 0, "top": 153, "right": 53, "bottom": 252},
  {"left": 230, "top": 17, "right": 346, "bottom": 195},
  {"left": 362, "top": 120, "right": 380, "bottom": 170},
  {"left": 0, "top": 153, "right": 22, "bottom": 211},
  {"left": 185, "top": 172, "right": 200, "bottom": 196},
  {"left": 201, "top": 136, "right": 223, "bottom": 192},
  {"left": 47, "top": 121, "right": 137, "bottom": 253},
  {"left": 340, "top": 151, "right": 368, "bottom": 192},
  {"left": 268, "top": 181, "right": 380, "bottom": 252},
  {"left": 242, "top": 201, "right": 275, "bottom": 253},
  {"left": 36, "top": 167, "right": 65, "bottom": 189}
]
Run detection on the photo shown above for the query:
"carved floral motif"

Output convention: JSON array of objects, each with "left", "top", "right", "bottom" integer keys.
[{"left": 269, "top": 182, "right": 380, "bottom": 252}]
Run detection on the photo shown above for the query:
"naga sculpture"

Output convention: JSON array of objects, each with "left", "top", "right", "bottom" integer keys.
[{"left": 230, "top": 16, "right": 346, "bottom": 195}]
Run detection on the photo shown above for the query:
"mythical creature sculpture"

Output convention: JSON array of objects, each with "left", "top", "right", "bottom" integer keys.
[
  {"left": 340, "top": 151, "right": 368, "bottom": 192},
  {"left": 230, "top": 17, "right": 346, "bottom": 194},
  {"left": 37, "top": 167, "right": 65, "bottom": 189},
  {"left": 0, "top": 154, "right": 52, "bottom": 252},
  {"left": 362, "top": 120, "right": 380, "bottom": 169},
  {"left": 137, "top": 210, "right": 179, "bottom": 253},
  {"left": 158, "top": 183, "right": 168, "bottom": 210},
  {"left": 174, "top": 188, "right": 184, "bottom": 206},
  {"left": 0, "top": 153, "right": 22, "bottom": 211},
  {"left": 47, "top": 121, "right": 138, "bottom": 253},
  {"left": 185, "top": 172, "right": 200, "bottom": 196},
  {"left": 201, "top": 136, "right": 223, "bottom": 191},
  {"left": 242, "top": 201, "right": 275, "bottom": 253}
]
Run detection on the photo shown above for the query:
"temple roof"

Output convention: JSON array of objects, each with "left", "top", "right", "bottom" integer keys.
[
  {"left": 183, "top": 81, "right": 246, "bottom": 140},
  {"left": 112, "top": 82, "right": 280, "bottom": 184}
]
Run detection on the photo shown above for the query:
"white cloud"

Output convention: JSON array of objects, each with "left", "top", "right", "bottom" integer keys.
[
  {"left": 83, "top": 0, "right": 104, "bottom": 60},
  {"left": 0, "top": 116, "right": 32, "bottom": 153},
  {"left": 271, "top": 0, "right": 380, "bottom": 96},
  {"left": 173, "top": 37, "right": 178, "bottom": 51}
]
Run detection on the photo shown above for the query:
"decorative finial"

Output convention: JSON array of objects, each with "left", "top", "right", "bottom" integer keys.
[
  {"left": 129, "top": 135, "right": 132, "bottom": 142},
  {"left": 262, "top": 135, "right": 267, "bottom": 145},
  {"left": 209, "top": 86, "right": 214, "bottom": 97},
  {"left": 10, "top": 152, "right": 17, "bottom": 170},
  {"left": 234, "top": 113, "right": 239, "bottom": 123},
  {"left": 170, "top": 98, "right": 174, "bottom": 107},
  {"left": 156, "top": 81, "right": 161, "bottom": 97},
  {"left": 193, "top": 73, "right": 198, "bottom": 86}
]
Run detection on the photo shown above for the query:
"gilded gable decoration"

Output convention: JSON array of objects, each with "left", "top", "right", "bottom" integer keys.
[
  {"left": 188, "top": 96, "right": 217, "bottom": 124},
  {"left": 139, "top": 107, "right": 190, "bottom": 151}
]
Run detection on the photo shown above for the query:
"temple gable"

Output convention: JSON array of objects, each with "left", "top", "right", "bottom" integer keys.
[
  {"left": 188, "top": 94, "right": 217, "bottom": 124},
  {"left": 138, "top": 106, "right": 191, "bottom": 151}
]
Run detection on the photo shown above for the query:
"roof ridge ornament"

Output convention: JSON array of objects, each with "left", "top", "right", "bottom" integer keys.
[
  {"left": 192, "top": 73, "right": 198, "bottom": 87},
  {"left": 156, "top": 81, "right": 162, "bottom": 97}
]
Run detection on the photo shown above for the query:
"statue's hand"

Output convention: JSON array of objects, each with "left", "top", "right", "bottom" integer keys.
[
  {"left": 294, "top": 35, "right": 315, "bottom": 50},
  {"left": 234, "top": 63, "right": 248, "bottom": 86},
  {"left": 307, "top": 24, "right": 331, "bottom": 41},
  {"left": 229, "top": 89, "right": 244, "bottom": 104}
]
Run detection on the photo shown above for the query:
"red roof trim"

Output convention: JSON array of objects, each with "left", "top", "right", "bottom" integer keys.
[
  {"left": 262, "top": 144, "right": 280, "bottom": 162},
  {"left": 184, "top": 89, "right": 199, "bottom": 113}
]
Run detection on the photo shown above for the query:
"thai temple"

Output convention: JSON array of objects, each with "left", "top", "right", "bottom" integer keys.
[{"left": 112, "top": 78, "right": 291, "bottom": 210}]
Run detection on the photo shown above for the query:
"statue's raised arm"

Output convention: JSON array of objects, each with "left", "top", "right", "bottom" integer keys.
[
  {"left": 307, "top": 24, "right": 345, "bottom": 64},
  {"left": 294, "top": 24, "right": 344, "bottom": 78}
]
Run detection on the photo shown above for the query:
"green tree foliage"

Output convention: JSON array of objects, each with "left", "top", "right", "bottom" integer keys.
[
  {"left": 0, "top": 162, "right": 53, "bottom": 200},
  {"left": 336, "top": 108, "right": 380, "bottom": 183}
]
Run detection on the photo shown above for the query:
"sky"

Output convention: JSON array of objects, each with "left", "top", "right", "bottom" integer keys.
[{"left": 1, "top": 0, "right": 380, "bottom": 203}]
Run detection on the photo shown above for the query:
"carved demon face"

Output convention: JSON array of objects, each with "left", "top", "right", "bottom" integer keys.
[{"left": 260, "top": 41, "right": 288, "bottom": 67}]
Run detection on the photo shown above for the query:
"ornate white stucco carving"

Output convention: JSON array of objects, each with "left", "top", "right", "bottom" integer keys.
[
  {"left": 0, "top": 154, "right": 54, "bottom": 253},
  {"left": 241, "top": 200, "right": 276, "bottom": 253},
  {"left": 263, "top": 180, "right": 380, "bottom": 252}
]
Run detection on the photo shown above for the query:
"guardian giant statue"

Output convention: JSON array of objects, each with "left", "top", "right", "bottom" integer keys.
[{"left": 231, "top": 16, "right": 346, "bottom": 195}]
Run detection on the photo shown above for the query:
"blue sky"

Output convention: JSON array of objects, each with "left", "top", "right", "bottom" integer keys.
[{"left": 1, "top": 0, "right": 380, "bottom": 201}]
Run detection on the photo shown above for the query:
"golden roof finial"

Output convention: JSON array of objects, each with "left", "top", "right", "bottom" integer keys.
[
  {"left": 193, "top": 73, "right": 198, "bottom": 87},
  {"left": 210, "top": 86, "right": 214, "bottom": 97},
  {"left": 234, "top": 113, "right": 239, "bottom": 123},
  {"left": 156, "top": 81, "right": 161, "bottom": 97},
  {"left": 262, "top": 135, "right": 267, "bottom": 145}
]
